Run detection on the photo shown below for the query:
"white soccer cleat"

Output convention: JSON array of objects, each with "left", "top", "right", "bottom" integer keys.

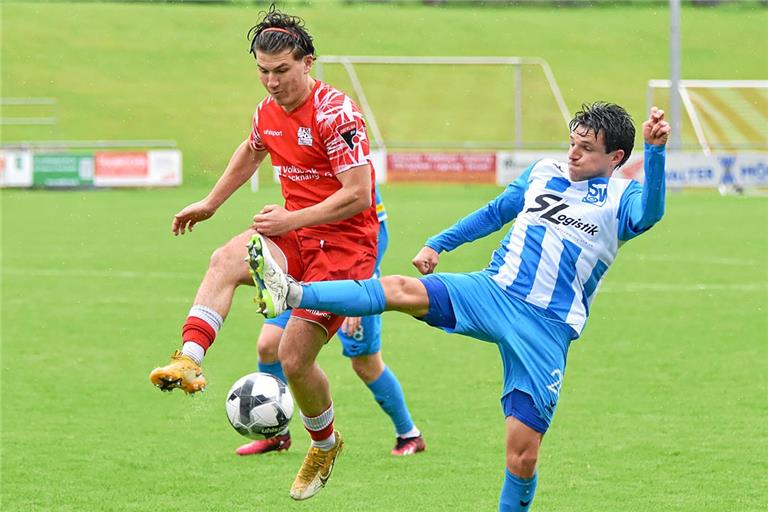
[{"left": 246, "top": 234, "right": 291, "bottom": 318}]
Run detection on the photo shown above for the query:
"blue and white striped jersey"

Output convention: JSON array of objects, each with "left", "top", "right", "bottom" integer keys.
[{"left": 426, "top": 143, "right": 666, "bottom": 337}]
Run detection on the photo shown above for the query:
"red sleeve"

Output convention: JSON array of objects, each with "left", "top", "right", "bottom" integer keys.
[
  {"left": 248, "top": 104, "right": 265, "bottom": 152},
  {"left": 316, "top": 92, "right": 370, "bottom": 174}
]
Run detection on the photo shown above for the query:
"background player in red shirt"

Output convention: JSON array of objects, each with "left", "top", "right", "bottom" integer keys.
[{"left": 149, "top": 5, "right": 401, "bottom": 501}]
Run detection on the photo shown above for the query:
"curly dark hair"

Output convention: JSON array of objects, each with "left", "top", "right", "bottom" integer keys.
[
  {"left": 569, "top": 102, "right": 635, "bottom": 168},
  {"left": 247, "top": 4, "right": 315, "bottom": 60}
]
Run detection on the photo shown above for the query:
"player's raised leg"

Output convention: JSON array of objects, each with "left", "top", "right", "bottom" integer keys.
[
  {"left": 248, "top": 236, "right": 428, "bottom": 319},
  {"left": 279, "top": 317, "right": 344, "bottom": 500},
  {"left": 149, "top": 229, "right": 256, "bottom": 394}
]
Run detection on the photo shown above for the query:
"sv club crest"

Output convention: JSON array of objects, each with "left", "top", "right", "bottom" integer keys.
[{"left": 583, "top": 181, "right": 608, "bottom": 206}]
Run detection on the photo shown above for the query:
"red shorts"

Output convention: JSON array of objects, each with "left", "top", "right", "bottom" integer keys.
[{"left": 268, "top": 231, "right": 377, "bottom": 339}]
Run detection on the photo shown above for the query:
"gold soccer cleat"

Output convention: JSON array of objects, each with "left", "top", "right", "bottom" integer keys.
[
  {"left": 289, "top": 430, "right": 344, "bottom": 501},
  {"left": 149, "top": 350, "right": 206, "bottom": 394}
]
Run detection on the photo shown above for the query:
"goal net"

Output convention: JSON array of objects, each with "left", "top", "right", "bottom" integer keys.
[
  {"left": 647, "top": 79, "right": 768, "bottom": 154},
  {"left": 252, "top": 56, "right": 571, "bottom": 188},
  {"left": 315, "top": 56, "right": 570, "bottom": 152}
]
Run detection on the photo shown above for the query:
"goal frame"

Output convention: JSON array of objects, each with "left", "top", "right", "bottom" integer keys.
[
  {"left": 647, "top": 79, "right": 768, "bottom": 156},
  {"left": 315, "top": 55, "right": 571, "bottom": 151}
]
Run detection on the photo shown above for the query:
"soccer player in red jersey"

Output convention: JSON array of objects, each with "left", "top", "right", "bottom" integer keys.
[{"left": 149, "top": 5, "right": 392, "bottom": 500}]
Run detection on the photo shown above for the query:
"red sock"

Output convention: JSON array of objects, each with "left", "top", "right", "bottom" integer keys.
[
  {"left": 301, "top": 403, "right": 335, "bottom": 441},
  {"left": 182, "top": 316, "right": 216, "bottom": 352}
]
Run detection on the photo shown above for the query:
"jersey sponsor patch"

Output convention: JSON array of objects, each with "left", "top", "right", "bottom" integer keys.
[
  {"left": 336, "top": 121, "right": 359, "bottom": 151},
  {"left": 583, "top": 181, "right": 608, "bottom": 206},
  {"left": 525, "top": 193, "right": 600, "bottom": 235},
  {"left": 297, "top": 127, "right": 313, "bottom": 146}
]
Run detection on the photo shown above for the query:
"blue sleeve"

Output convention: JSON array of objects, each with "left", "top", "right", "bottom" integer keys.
[
  {"left": 425, "top": 163, "right": 534, "bottom": 253},
  {"left": 617, "top": 143, "right": 666, "bottom": 242},
  {"left": 375, "top": 219, "right": 388, "bottom": 269}
]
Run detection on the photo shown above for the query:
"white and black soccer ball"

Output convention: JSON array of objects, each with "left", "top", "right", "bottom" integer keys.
[{"left": 225, "top": 372, "right": 293, "bottom": 440}]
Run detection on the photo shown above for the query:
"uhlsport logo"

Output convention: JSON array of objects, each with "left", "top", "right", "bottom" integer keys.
[{"left": 582, "top": 181, "right": 608, "bottom": 206}]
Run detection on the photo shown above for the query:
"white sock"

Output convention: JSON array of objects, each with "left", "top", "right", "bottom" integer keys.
[
  {"left": 181, "top": 305, "right": 223, "bottom": 364},
  {"left": 181, "top": 342, "right": 205, "bottom": 365},
  {"left": 301, "top": 403, "right": 336, "bottom": 451},
  {"left": 286, "top": 280, "right": 303, "bottom": 308},
  {"left": 311, "top": 432, "right": 336, "bottom": 451},
  {"left": 189, "top": 304, "right": 223, "bottom": 332},
  {"left": 398, "top": 426, "right": 421, "bottom": 439}
]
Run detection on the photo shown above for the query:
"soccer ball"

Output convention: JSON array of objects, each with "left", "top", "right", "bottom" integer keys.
[{"left": 225, "top": 372, "right": 294, "bottom": 439}]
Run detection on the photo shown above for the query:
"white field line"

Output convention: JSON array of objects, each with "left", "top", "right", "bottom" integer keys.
[
  {"left": 1, "top": 268, "right": 198, "bottom": 280},
  {"left": 627, "top": 255, "right": 758, "bottom": 267},
  {"left": 600, "top": 282, "right": 766, "bottom": 293},
  {"left": 2, "top": 267, "right": 765, "bottom": 295},
  {"left": 2, "top": 296, "right": 191, "bottom": 305}
]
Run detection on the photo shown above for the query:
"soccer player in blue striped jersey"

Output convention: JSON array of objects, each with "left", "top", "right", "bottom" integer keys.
[
  {"left": 247, "top": 103, "right": 670, "bottom": 511},
  {"left": 238, "top": 189, "right": 425, "bottom": 457}
]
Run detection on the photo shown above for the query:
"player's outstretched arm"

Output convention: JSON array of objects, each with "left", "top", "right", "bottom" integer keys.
[
  {"left": 172, "top": 140, "right": 267, "bottom": 235},
  {"left": 424, "top": 163, "right": 533, "bottom": 254},
  {"left": 617, "top": 107, "right": 669, "bottom": 241}
]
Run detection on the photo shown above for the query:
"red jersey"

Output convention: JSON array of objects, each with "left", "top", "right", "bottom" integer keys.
[{"left": 249, "top": 80, "right": 378, "bottom": 254}]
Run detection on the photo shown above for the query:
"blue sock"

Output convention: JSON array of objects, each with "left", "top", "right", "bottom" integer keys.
[
  {"left": 258, "top": 360, "right": 286, "bottom": 385},
  {"left": 299, "top": 279, "right": 386, "bottom": 316},
  {"left": 499, "top": 469, "right": 537, "bottom": 512},
  {"left": 367, "top": 366, "right": 415, "bottom": 436}
]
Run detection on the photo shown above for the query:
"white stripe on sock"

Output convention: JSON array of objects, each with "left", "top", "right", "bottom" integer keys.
[
  {"left": 188, "top": 304, "right": 223, "bottom": 334},
  {"left": 300, "top": 402, "right": 334, "bottom": 432}
]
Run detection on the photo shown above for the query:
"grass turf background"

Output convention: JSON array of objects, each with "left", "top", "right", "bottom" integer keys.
[
  {"left": 2, "top": 184, "right": 767, "bottom": 511},
  {"left": 2, "top": 1, "right": 768, "bottom": 510}
]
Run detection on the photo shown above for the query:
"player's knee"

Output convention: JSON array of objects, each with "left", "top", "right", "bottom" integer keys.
[
  {"left": 277, "top": 346, "right": 310, "bottom": 379},
  {"left": 257, "top": 335, "right": 279, "bottom": 362},
  {"left": 350, "top": 355, "right": 383, "bottom": 383},
  {"left": 278, "top": 355, "right": 301, "bottom": 380},
  {"left": 506, "top": 448, "right": 538, "bottom": 478},
  {"left": 209, "top": 242, "right": 239, "bottom": 273},
  {"left": 380, "top": 275, "right": 413, "bottom": 306}
]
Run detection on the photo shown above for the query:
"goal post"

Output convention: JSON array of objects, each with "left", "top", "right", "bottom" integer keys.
[
  {"left": 643, "top": 79, "right": 768, "bottom": 191},
  {"left": 647, "top": 79, "right": 768, "bottom": 155},
  {"left": 314, "top": 55, "right": 571, "bottom": 151},
  {"left": 250, "top": 55, "right": 571, "bottom": 190}
]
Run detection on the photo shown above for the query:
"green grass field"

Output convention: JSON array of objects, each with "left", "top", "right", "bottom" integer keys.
[
  {"left": 2, "top": 183, "right": 767, "bottom": 511},
  {"left": 2, "top": 1, "right": 768, "bottom": 511}
]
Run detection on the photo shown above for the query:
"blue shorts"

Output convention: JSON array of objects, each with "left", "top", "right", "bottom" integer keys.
[
  {"left": 419, "top": 271, "right": 575, "bottom": 433},
  {"left": 265, "top": 311, "right": 382, "bottom": 358}
]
